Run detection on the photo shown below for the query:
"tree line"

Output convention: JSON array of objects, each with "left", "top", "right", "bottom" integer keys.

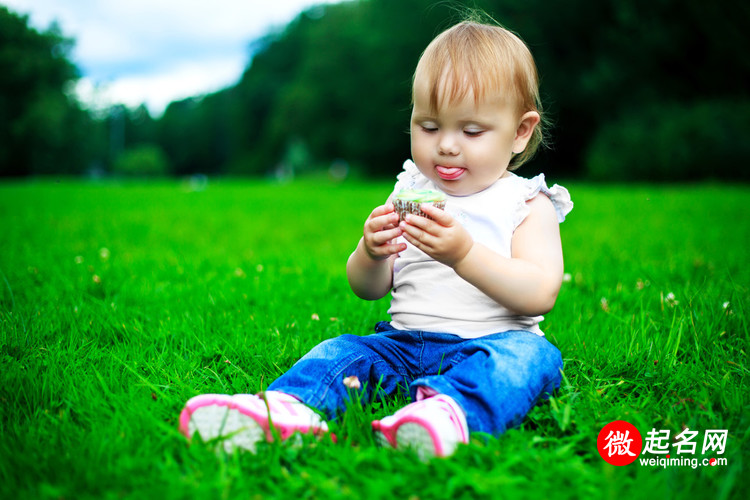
[{"left": 2, "top": 0, "right": 749, "bottom": 181}]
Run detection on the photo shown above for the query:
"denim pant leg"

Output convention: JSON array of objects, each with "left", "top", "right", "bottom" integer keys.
[
  {"left": 411, "top": 330, "right": 563, "bottom": 435},
  {"left": 268, "top": 329, "right": 419, "bottom": 421}
]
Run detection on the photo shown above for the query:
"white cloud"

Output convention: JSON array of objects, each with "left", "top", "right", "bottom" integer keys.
[
  {"left": 75, "top": 56, "right": 246, "bottom": 114},
  {"left": 4, "top": 0, "right": 344, "bottom": 115}
]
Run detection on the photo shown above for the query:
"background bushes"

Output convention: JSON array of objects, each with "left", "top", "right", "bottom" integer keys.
[
  {"left": 112, "top": 145, "right": 170, "bottom": 177},
  {"left": 2, "top": 0, "right": 749, "bottom": 181},
  {"left": 586, "top": 99, "right": 750, "bottom": 181}
]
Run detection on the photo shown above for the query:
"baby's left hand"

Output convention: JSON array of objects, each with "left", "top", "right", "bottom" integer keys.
[{"left": 400, "top": 203, "right": 473, "bottom": 268}]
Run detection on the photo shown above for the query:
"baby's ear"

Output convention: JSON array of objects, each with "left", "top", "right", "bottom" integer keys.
[{"left": 513, "top": 111, "right": 541, "bottom": 153}]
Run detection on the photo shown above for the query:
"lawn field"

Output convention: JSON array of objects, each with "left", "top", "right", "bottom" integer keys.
[{"left": 0, "top": 179, "right": 747, "bottom": 499}]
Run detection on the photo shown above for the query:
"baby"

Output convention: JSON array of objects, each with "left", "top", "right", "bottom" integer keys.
[{"left": 180, "top": 19, "right": 573, "bottom": 460}]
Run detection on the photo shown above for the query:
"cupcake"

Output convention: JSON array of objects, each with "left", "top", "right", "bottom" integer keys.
[{"left": 393, "top": 189, "right": 447, "bottom": 222}]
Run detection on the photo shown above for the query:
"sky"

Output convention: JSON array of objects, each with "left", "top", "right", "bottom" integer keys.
[{"left": 3, "top": 0, "right": 343, "bottom": 116}]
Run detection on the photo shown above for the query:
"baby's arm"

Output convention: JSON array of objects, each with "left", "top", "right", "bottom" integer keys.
[
  {"left": 346, "top": 202, "right": 406, "bottom": 300},
  {"left": 401, "top": 195, "right": 563, "bottom": 315}
]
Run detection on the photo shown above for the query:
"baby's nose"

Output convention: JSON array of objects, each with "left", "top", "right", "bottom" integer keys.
[{"left": 438, "top": 133, "right": 459, "bottom": 155}]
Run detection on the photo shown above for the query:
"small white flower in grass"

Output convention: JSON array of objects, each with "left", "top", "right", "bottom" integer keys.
[
  {"left": 562, "top": 273, "right": 572, "bottom": 283},
  {"left": 99, "top": 248, "right": 110, "bottom": 260},
  {"left": 92, "top": 275, "right": 101, "bottom": 284},
  {"left": 722, "top": 301, "right": 733, "bottom": 316},
  {"left": 600, "top": 297, "right": 610, "bottom": 312},
  {"left": 234, "top": 268, "right": 246, "bottom": 278},
  {"left": 256, "top": 264, "right": 264, "bottom": 273},
  {"left": 311, "top": 313, "right": 320, "bottom": 321},
  {"left": 343, "top": 376, "right": 361, "bottom": 390},
  {"left": 74, "top": 256, "right": 84, "bottom": 264},
  {"left": 664, "top": 292, "right": 679, "bottom": 307}
]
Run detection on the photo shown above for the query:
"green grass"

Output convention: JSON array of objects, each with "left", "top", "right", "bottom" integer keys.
[{"left": 0, "top": 179, "right": 747, "bottom": 499}]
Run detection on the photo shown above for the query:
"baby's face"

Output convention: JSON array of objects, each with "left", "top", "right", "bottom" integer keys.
[{"left": 410, "top": 77, "right": 522, "bottom": 197}]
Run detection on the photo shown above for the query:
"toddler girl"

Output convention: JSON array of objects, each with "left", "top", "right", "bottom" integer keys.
[{"left": 179, "top": 19, "right": 573, "bottom": 460}]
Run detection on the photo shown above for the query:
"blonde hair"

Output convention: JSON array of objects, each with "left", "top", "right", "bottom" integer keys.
[{"left": 413, "top": 20, "right": 545, "bottom": 169}]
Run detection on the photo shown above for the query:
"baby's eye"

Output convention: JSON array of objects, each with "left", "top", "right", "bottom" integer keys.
[
  {"left": 419, "top": 123, "right": 438, "bottom": 133},
  {"left": 464, "top": 128, "right": 484, "bottom": 137}
]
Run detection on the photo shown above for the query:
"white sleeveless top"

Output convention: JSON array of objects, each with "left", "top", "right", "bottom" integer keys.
[{"left": 387, "top": 160, "right": 574, "bottom": 338}]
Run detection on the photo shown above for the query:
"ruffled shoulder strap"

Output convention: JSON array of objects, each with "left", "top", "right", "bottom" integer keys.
[
  {"left": 390, "top": 160, "right": 432, "bottom": 198},
  {"left": 513, "top": 174, "right": 573, "bottom": 227}
]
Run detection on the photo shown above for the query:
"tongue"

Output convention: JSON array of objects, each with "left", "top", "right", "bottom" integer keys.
[{"left": 436, "top": 166, "right": 465, "bottom": 179}]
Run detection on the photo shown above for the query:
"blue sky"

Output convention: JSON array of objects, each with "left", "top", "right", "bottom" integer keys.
[{"left": 3, "top": 0, "right": 343, "bottom": 116}]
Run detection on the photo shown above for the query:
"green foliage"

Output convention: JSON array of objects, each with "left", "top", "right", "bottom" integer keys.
[
  {"left": 0, "top": 6, "right": 91, "bottom": 176},
  {"left": 147, "top": 0, "right": 750, "bottom": 180},
  {"left": 501, "top": 0, "right": 750, "bottom": 180},
  {"left": 3, "top": 0, "right": 750, "bottom": 179},
  {"left": 586, "top": 99, "right": 750, "bottom": 181},
  {"left": 157, "top": 94, "right": 234, "bottom": 176},
  {"left": 0, "top": 180, "right": 747, "bottom": 498},
  {"left": 225, "top": 0, "right": 445, "bottom": 176},
  {"left": 112, "top": 145, "right": 170, "bottom": 177}
]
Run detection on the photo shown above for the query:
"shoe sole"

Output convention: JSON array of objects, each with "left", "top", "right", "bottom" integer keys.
[
  {"left": 180, "top": 395, "right": 269, "bottom": 453},
  {"left": 180, "top": 394, "right": 326, "bottom": 453},
  {"left": 374, "top": 420, "right": 443, "bottom": 460},
  {"left": 372, "top": 395, "right": 469, "bottom": 460}
]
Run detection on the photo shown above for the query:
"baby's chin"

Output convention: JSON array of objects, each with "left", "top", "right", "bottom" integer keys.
[{"left": 430, "top": 177, "right": 489, "bottom": 197}]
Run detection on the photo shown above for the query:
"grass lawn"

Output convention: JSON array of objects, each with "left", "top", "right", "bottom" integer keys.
[{"left": 0, "top": 178, "right": 747, "bottom": 499}]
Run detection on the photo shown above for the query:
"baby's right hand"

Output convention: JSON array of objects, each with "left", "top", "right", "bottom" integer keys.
[{"left": 362, "top": 202, "right": 407, "bottom": 261}]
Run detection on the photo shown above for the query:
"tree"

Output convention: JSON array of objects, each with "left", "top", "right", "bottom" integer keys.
[
  {"left": 124, "top": 0, "right": 750, "bottom": 180},
  {"left": 0, "top": 6, "right": 90, "bottom": 176},
  {"left": 229, "top": 0, "right": 455, "bottom": 177}
]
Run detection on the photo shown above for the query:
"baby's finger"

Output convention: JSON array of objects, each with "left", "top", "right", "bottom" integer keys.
[
  {"left": 372, "top": 226, "right": 403, "bottom": 245},
  {"left": 403, "top": 213, "right": 437, "bottom": 234},
  {"left": 419, "top": 203, "right": 452, "bottom": 226},
  {"left": 400, "top": 229, "right": 429, "bottom": 254},
  {"left": 369, "top": 202, "right": 396, "bottom": 219},
  {"left": 384, "top": 241, "right": 407, "bottom": 255},
  {"left": 368, "top": 238, "right": 407, "bottom": 259},
  {"left": 400, "top": 219, "right": 436, "bottom": 248},
  {"left": 368, "top": 211, "right": 400, "bottom": 232}
]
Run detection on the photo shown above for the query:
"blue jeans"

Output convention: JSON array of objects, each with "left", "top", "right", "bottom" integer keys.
[{"left": 268, "top": 321, "right": 563, "bottom": 435}]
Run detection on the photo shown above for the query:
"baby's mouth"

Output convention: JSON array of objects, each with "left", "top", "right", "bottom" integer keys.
[{"left": 435, "top": 165, "right": 466, "bottom": 180}]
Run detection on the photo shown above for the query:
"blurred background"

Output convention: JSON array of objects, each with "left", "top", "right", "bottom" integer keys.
[{"left": 1, "top": 0, "right": 749, "bottom": 182}]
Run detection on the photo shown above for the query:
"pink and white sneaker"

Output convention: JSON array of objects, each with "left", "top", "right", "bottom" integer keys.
[
  {"left": 371, "top": 394, "right": 469, "bottom": 460},
  {"left": 179, "top": 391, "right": 328, "bottom": 453}
]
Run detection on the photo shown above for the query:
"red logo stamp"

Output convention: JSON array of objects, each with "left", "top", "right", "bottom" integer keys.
[{"left": 597, "top": 420, "right": 643, "bottom": 466}]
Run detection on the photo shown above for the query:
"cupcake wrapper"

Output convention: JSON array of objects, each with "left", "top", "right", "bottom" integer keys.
[{"left": 394, "top": 199, "right": 446, "bottom": 222}]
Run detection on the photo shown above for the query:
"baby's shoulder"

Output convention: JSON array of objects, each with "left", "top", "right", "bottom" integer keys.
[{"left": 516, "top": 173, "right": 574, "bottom": 224}]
